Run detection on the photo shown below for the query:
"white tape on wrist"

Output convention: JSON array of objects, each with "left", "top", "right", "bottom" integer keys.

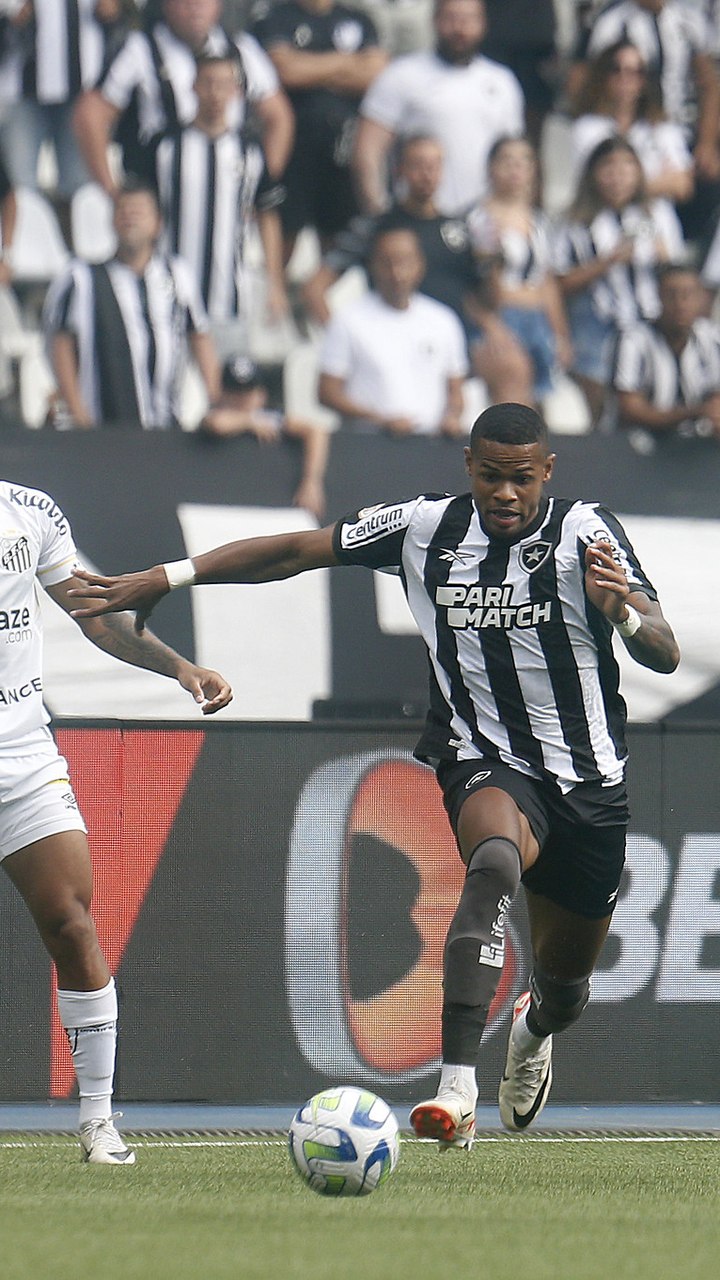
[
  {"left": 162, "top": 558, "right": 196, "bottom": 590},
  {"left": 613, "top": 604, "right": 642, "bottom": 638}
]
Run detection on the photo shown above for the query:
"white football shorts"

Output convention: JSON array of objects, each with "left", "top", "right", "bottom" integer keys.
[{"left": 0, "top": 728, "right": 87, "bottom": 861}]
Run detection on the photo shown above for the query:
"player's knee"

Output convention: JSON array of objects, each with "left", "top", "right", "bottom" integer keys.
[
  {"left": 466, "top": 836, "right": 522, "bottom": 892},
  {"left": 43, "top": 900, "right": 97, "bottom": 962},
  {"left": 443, "top": 838, "right": 521, "bottom": 1007},
  {"left": 530, "top": 968, "right": 590, "bottom": 1035}
]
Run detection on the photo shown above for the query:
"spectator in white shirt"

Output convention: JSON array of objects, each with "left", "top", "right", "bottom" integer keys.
[
  {"left": 318, "top": 225, "right": 469, "bottom": 434},
  {"left": 352, "top": 0, "right": 524, "bottom": 217}
]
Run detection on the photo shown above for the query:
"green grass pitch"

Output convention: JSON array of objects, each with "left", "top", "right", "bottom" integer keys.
[{"left": 1, "top": 1132, "right": 719, "bottom": 1280}]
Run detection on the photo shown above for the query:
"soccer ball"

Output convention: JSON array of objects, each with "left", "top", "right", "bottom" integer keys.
[{"left": 288, "top": 1085, "right": 400, "bottom": 1197}]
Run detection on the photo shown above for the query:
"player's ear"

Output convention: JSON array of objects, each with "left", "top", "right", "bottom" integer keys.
[
  {"left": 543, "top": 452, "right": 556, "bottom": 481},
  {"left": 464, "top": 445, "right": 473, "bottom": 475}
]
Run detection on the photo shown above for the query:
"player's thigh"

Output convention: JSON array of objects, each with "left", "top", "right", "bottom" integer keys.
[
  {"left": 437, "top": 759, "right": 546, "bottom": 869},
  {"left": 1, "top": 775, "right": 92, "bottom": 927},
  {"left": 525, "top": 890, "right": 612, "bottom": 979},
  {"left": 456, "top": 786, "right": 538, "bottom": 868},
  {"left": 3, "top": 828, "right": 94, "bottom": 927}
]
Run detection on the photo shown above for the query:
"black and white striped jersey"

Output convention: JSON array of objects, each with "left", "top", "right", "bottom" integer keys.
[
  {"left": 43, "top": 253, "right": 208, "bottom": 428},
  {"left": 96, "top": 23, "right": 278, "bottom": 144},
  {"left": 152, "top": 126, "right": 284, "bottom": 322},
  {"left": 553, "top": 202, "right": 685, "bottom": 329},
  {"left": 614, "top": 317, "right": 720, "bottom": 436},
  {"left": 3, "top": 0, "right": 107, "bottom": 105},
  {"left": 333, "top": 493, "right": 657, "bottom": 792}
]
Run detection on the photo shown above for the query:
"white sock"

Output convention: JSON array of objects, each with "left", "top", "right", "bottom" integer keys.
[
  {"left": 439, "top": 1063, "right": 477, "bottom": 1104},
  {"left": 512, "top": 1010, "right": 549, "bottom": 1054},
  {"left": 57, "top": 977, "right": 118, "bottom": 1126}
]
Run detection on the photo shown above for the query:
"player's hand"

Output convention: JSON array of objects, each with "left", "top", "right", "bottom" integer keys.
[
  {"left": 175, "top": 660, "right": 233, "bottom": 715},
  {"left": 584, "top": 540, "right": 630, "bottom": 623},
  {"left": 69, "top": 565, "right": 170, "bottom": 632}
]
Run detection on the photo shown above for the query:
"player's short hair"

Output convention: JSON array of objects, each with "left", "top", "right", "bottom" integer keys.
[{"left": 470, "top": 403, "right": 549, "bottom": 453}]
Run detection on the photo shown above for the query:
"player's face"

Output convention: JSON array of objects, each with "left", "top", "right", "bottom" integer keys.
[
  {"left": 399, "top": 140, "right": 443, "bottom": 202},
  {"left": 435, "top": 0, "right": 486, "bottom": 64},
  {"left": 659, "top": 272, "right": 705, "bottom": 331},
  {"left": 113, "top": 192, "right": 162, "bottom": 250},
  {"left": 195, "top": 62, "right": 240, "bottom": 118},
  {"left": 465, "top": 438, "right": 555, "bottom": 541},
  {"left": 163, "top": 0, "right": 221, "bottom": 46},
  {"left": 593, "top": 149, "right": 642, "bottom": 209},
  {"left": 369, "top": 230, "right": 425, "bottom": 307}
]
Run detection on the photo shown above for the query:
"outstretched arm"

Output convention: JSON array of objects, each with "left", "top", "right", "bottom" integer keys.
[
  {"left": 48, "top": 576, "right": 233, "bottom": 714},
  {"left": 584, "top": 541, "right": 680, "bottom": 674},
  {"left": 68, "top": 526, "right": 340, "bottom": 631}
]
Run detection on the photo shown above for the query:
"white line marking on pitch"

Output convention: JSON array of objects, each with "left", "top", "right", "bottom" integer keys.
[{"left": 1, "top": 1134, "right": 719, "bottom": 1150}]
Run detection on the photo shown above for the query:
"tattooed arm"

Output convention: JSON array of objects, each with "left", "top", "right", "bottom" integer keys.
[{"left": 46, "top": 575, "right": 232, "bottom": 715}]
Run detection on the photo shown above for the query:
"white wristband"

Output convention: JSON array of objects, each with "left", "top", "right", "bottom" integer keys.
[
  {"left": 613, "top": 604, "right": 642, "bottom": 639},
  {"left": 162, "top": 558, "right": 196, "bottom": 590}
]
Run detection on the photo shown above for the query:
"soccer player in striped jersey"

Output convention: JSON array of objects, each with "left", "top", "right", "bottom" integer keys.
[{"left": 69, "top": 402, "right": 680, "bottom": 1146}]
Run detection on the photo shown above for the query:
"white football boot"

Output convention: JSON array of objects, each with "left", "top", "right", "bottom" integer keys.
[
  {"left": 80, "top": 1114, "right": 136, "bottom": 1165},
  {"left": 498, "top": 991, "right": 553, "bottom": 1132},
  {"left": 410, "top": 1088, "right": 476, "bottom": 1152}
]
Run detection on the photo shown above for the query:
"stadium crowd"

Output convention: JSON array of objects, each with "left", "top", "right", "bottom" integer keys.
[{"left": 0, "top": 0, "right": 719, "bottom": 455}]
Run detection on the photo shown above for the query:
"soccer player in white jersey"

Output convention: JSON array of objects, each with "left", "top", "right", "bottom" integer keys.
[
  {"left": 69, "top": 404, "right": 679, "bottom": 1148},
  {"left": 0, "top": 480, "right": 231, "bottom": 1163}
]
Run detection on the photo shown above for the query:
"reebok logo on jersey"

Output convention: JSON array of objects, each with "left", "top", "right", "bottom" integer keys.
[
  {"left": 435, "top": 583, "right": 552, "bottom": 630},
  {"left": 465, "top": 771, "right": 492, "bottom": 788},
  {"left": 438, "top": 548, "right": 475, "bottom": 565}
]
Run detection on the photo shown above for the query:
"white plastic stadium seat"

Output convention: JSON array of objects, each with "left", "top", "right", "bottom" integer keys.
[
  {"left": 71, "top": 184, "right": 116, "bottom": 263},
  {"left": 283, "top": 341, "right": 339, "bottom": 430},
  {"left": 543, "top": 373, "right": 592, "bottom": 435},
  {"left": 18, "top": 341, "right": 56, "bottom": 428},
  {"left": 12, "top": 188, "right": 69, "bottom": 281}
]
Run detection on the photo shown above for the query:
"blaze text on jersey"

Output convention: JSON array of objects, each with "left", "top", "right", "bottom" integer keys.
[{"left": 435, "top": 584, "right": 553, "bottom": 631}]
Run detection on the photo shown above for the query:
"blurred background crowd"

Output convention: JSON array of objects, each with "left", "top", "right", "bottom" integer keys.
[{"left": 1, "top": 0, "right": 720, "bottom": 507}]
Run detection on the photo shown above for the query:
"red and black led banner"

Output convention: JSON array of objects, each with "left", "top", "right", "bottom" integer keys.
[{"left": 1, "top": 721, "right": 719, "bottom": 1106}]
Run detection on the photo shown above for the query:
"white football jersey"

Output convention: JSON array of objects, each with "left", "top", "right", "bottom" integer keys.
[{"left": 0, "top": 481, "right": 78, "bottom": 744}]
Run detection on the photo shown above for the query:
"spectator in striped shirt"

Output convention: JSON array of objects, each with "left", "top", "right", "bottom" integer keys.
[
  {"left": 73, "top": 0, "right": 294, "bottom": 197},
  {"left": 613, "top": 261, "right": 720, "bottom": 448},
  {"left": 43, "top": 181, "right": 221, "bottom": 429},
  {"left": 553, "top": 135, "right": 685, "bottom": 426},
  {"left": 0, "top": 0, "right": 132, "bottom": 248},
  {"left": 147, "top": 51, "right": 288, "bottom": 362}
]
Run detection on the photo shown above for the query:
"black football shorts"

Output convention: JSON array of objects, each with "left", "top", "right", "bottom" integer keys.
[{"left": 436, "top": 758, "right": 629, "bottom": 920}]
